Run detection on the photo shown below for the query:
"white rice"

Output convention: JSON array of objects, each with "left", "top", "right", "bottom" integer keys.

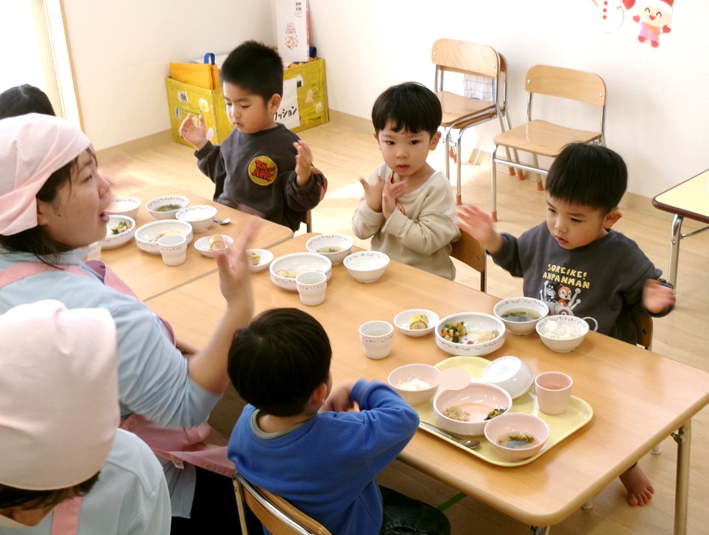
[
  {"left": 538, "top": 319, "right": 582, "bottom": 339},
  {"left": 397, "top": 378, "right": 431, "bottom": 391}
]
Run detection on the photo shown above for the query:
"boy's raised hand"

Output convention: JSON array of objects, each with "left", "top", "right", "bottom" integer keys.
[
  {"left": 294, "top": 140, "right": 314, "bottom": 187},
  {"left": 320, "top": 380, "right": 356, "bottom": 413},
  {"left": 456, "top": 204, "right": 503, "bottom": 254},
  {"left": 359, "top": 176, "right": 385, "bottom": 212},
  {"left": 179, "top": 114, "right": 208, "bottom": 150},
  {"left": 642, "top": 279, "right": 676, "bottom": 314},
  {"left": 382, "top": 173, "right": 407, "bottom": 219}
]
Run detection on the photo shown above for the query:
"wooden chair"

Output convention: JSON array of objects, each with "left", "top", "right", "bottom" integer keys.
[
  {"left": 490, "top": 65, "right": 607, "bottom": 221},
  {"left": 631, "top": 313, "right": 653, "bottom": 351},
  {"left": 233, "top": 474, "right": 332, "bottom": 535},
  {"left": 432, "top": 38, "right": 514, "bottom": 205},
  {"left": 450, "top": 232, "right": 487, "bottom": 292}
]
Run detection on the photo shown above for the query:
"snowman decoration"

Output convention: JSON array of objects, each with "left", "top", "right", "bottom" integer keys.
[
  {"left": 590, "top": 0, "right": 625, "bottom": 33},
  {"left": 622, "top": 0, "right": 674, "bottom": 47}
]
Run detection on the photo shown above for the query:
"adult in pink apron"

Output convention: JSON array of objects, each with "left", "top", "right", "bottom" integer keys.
[
  {"left": 0, "top": 115, "right": 259, "bottom": 532},
  {"left": 0, "top": 300, "right": 170, "bottom": 535}
]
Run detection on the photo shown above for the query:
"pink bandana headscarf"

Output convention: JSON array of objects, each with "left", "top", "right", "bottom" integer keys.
[
  {"left": 0, "top": 113, "right": 90, "bottom": 236},
  {"left": 0, "top": 300, "right": 118, "bottom": 490}
]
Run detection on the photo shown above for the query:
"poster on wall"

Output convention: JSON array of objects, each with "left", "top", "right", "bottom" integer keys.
[
  {"left": 590, "top": 0, "right": 625, "bottom": 33},
  {"left": 622, "top": 0, "right": 674, "bottom": 47}
]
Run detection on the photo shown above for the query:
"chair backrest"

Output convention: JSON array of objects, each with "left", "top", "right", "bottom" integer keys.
[
  {"left": 234, "top": 475, "right": 332, "bottom": 535},
  {"left": 630, "top": 313, "right": 653, "bottom": 350},
  {"left": 450, "top": 232, "right": 487, "bottom": 292},
  {"left": 525, "top": 65, "right": 606, "bottom": 107},
  {"left": 432, "top": 39, "right": 501, "bottom": 90}
]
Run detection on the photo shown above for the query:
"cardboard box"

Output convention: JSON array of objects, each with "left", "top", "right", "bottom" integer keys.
[{"left": 166, "top": 57, "right": 328, "bottom": 146}]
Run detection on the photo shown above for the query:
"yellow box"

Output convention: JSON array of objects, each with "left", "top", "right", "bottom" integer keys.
[{"left": 282, "top": 58, "right": 329, "bottom": 133}]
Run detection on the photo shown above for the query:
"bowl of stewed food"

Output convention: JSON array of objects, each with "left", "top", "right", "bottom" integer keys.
[
  {"left": 100, "top": 215, "right": 135, "bottom": 250},
  {"left": 269, "top": 252, "right": 332, "bottom": 291},
  {"left": 435, "top": 313, "right": 506, "bottom": 357}
]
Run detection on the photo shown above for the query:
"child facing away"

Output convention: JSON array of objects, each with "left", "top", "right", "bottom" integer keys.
[
  {"left": 180, "top": 40, "right": 326, "bottom": 232},
  {"left": 227, "top": 308, "right": 451, "bottom": 535},
  {"left": 457, "top": 142, "right": 676, "bottom": 507},
  {"left": 351, "top": 82, "right": 460, "bottom": 280}
]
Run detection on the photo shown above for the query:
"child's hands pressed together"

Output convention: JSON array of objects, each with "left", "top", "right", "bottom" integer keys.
[
  {"left": 456, "top": 205, "right": 503, "bottom": 254},
  {"left": 294, "top": 140, "right": 314, "bottom": 186},
  {"left": 642, "top": 279, "right": 676, "bottom": 314},
  {"left": 382, "top": 173, "right": 407, "bottom": 219},
  {"left": 359, "top": 176, "right": 385, "bottom": 212},
  {"left": 320, "top": 380, "right": 357, "bottom": 413},
  {"left": 179, "top": 114, "right": 208, "bottom": 150}
]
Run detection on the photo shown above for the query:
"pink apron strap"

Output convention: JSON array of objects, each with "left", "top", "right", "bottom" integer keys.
[{"left": 50, "top": 496, "right": 82, "bottom": 535}]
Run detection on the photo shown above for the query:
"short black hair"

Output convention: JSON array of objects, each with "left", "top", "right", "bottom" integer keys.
[
  {"left": 220, "top": 40, "right": 284, "bottom": 101},
  {"left": 0, "top": 84, "right": 56, "bottom": 119},
  {"left": 371, "top": 82, "right": 442, "bottom": 137},
  {"left": 228, "top": 308, "right": 331, "bottom": 417},
  {"left": 0, "top": 472, "right": 99, "bottom": 512},
  {"left": 545, "top": 143, "right": 627, "bottom": 215}
]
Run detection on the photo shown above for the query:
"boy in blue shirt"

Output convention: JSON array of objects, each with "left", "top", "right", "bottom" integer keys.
[
  {"left": 458, "top": 143, "right": 675, "bottom": 506},
  {"left": 227, "top": 308, "right": 450, "bottom": 535},
  {"left": 180, "top": 41, "right": 326, "bottom": 231}
]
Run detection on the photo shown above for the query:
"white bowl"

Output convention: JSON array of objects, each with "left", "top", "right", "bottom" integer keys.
[
  {"left": 270, "top": 253, "right": 332, "bottom": 292},
  {"left": 106, "top": 197, "right": 141, "bottom": 219},
  {"left": 146, "top": 196, "right": 190, "bottom": 220},
  {"left": 100, "top": 215, "right": 136, "bottom": 250},
  {"left": 194, "top": 234, "right": 234, "bottom": 258},
  {"left": 388, "top": 364, "right": 440, "bottom": 406},
  {"left": 176, "top": 205, "right": 217, "bottom": 233},
  {"left": 536, "top": 315, "right": 589, "bottom": 353},
  {"left": 343, "top": 251, "right": 389, "bottom": 283},
  {"left": 393, "top": 309, "right": 440, "bottom": 338},
  {"left": 246, "top": 249, "right": 274, "bottom": 273},
  {"left": 305, "top": 234, "right": 354, "bottom": 265},
  {"left": 482, "top": 356, "right": 534, "bottom": 399},
  {"left": 435, "top": 313, "right": 506, "bottom": 357},
  {"left": 134, "top": 220, "right": 193, "bottom": 254},
  {"left": 484, "top": 412, "right": 550, "bottom": 461},
  {"left": 433, "top": 382, "right": 512, "bottom": 436},
  {"left": 493, "top": 297, "right": 549, "bottom": 336}
]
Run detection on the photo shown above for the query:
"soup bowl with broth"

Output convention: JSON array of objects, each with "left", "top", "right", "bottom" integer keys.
[
  {"left": 493, "top": 297, "right": 549, "bottom": 335},
  {"left": 305, "top": 234, "right": 353, "bottom": 265},
  {"left": 484, "top": 412, "right": 550, "bottom": 461}
]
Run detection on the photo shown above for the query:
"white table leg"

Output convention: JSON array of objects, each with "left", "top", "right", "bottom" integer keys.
[
  {"left": 668, "top": 215, "right": 683, "bottom": 290},
  {"left": 673, "top": 421, "right": 691, "bottom": 535}
]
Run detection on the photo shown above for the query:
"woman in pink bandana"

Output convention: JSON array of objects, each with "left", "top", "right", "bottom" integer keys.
[{"left": 0, "top": 114, "right": 260, "bottom": 533}]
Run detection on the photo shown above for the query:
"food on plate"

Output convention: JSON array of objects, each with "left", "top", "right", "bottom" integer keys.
[
  {"left": 209, "top": 235, "right": 226, "bottom": 251},
  {"left": 155, "top": 203, "right": 182, "bottom": 212},
  {"left": 440, "top": 322, "right": 466, "bottom": 343},
  {"left": 497, "top": 434, "right": 536, "bottom": 449},
  {"left": 246, "top": 251, "right": 261, "bottom": 265},
  {"left": 109, "top": 220, "right": 132, "bottom": 235},
  {"left": 500, "top": 309, "right": 540, "bottom": 322},
  {"left": 276, "top": 269, "right": 300, "bottom": 279},
  {"left": 409, "top": 314, "right": 429, "bottom": 330},
  {"left": 485, "top": 407, "right": 507, "bottom": 420},
  {"left": 317, "top": 246, "right": 342, "bottom": 253},
  {"left": 442, "top": 406, "right": 470, "bottom": 422},
  {"left": 474, "top": 330, "right": 499, "bottom": 343},
  {"left": 149, "top": 229, "right": 186, "bottom": 242},
  {"left": 538, "top": 319, "right": 583, "bottom": 339},
  {"left": 396, "top": 378, "right": 431, "bottom": 391}
]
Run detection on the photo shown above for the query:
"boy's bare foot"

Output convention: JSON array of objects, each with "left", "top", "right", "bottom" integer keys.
[{"left": 619, "top": 464, "right": 654, "bottom": 506}]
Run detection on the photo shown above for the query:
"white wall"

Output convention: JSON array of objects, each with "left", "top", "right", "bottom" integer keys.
[
  {"left": 308, "top": 0, "right": 709, "bottom": 198},
  {"left": 65, "top": 0, "right": 709, "bottom": 198},
  {"left": 63, "top": 0, "right": 274, "bottom": 150}
]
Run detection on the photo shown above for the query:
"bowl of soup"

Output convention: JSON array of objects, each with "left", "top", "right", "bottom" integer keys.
[
  {"left": 433, "top": 382, "right": 511, "bottom": 436},
  {"left": 176, "top": 205, "right": 217, "bottom": 233},
  {"left": 305, "top": 234, "right": 353, "bottom": 265},
  {"left": 493, "top": 297, "right": 549, "bottom": 335},
  {"left": 484, "top": 412, "right": 550, "bottom": 461},
  {"left": 146, "top": 196, "right": 190, "bottom": 220}
]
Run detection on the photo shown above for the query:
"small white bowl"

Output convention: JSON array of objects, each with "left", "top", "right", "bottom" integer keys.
[
  {"left": 146, "top": 196, "right": 190, "bottom": 220},
  {"left": 494, "top": 297, "right": 549, "bottom": 336},
  {"left": 100, "top": 215, "right": 136, "bottom": 250},
  {"left": 194, "top": 234, "right": 234, "bottom": 258},
  {"left": 176, "top": 205, "right": 217, "bottom": 233},
  {"left": 435, "top": 312, "right": 506, "bottom": 357},
  {"left": 388, "top": 364, "right": 440, "bottom": 406},
  {"left": 305, "top": 234, "right": 354, "bottom": 265},
  {"left": 433, "top": 382, "right": 512, "bottom": 436},
  {"left": 270, "top": 252, "right": 332, "bottom": 292},
  {"left": 343, "top": 251, "right": 389, "bottom": 283},
  {"left": 536, "top": 315, "right": 589, "bottom": 353},
  {"left": 134, "top": 220, "right": 193, "bottom": 254},
  {"left": 482, "top": 356, "right": 534, "bottom": 399},
  {"left": 484, "top": 412, "right": 550, "bottom": 461},
  {"left": 393, "top": 309, "right": 439, "bottom": 338},
  {"left": 246, "top": 249, "right": 274, "bottom": 273},
  {"left": 106, "top": 197, "right": 141, "bottom": 219}
]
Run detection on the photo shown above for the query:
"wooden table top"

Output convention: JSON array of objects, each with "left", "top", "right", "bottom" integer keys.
[
  {"left": 146, "top": 234, "right": 709, "bottom": 527},
  {"left": 101, "top": 185, "right": 293, "bottom": 300},
  {"left": 653, "top": 169, "right": 709, "bottom": 223}
]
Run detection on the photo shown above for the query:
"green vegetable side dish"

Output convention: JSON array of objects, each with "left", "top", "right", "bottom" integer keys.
[
  {"left": 110, "top": 220, "right": 133, "bottom": 235},
  {"left": 485, "top": 407, "right": 507, "bottom": 420},
  {"left": 155, "top": 203, "right": 182, "bottom": 212},
  {"left": 440, "top": 322, "right": 467, "bottom": 343}
]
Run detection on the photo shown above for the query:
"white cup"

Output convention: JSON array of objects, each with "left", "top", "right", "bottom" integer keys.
[
  {"left": 295, "top": 271, "right": 327, "bottom": 306},
  {"left": 158, "top": 234, "right": 187, "bottom": 266},
  {"left": 359, "top": 320, "right": 394, "bottom": 359},
  {"left": 534, "top": 371, "right": 573, "bottom": 415}
]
